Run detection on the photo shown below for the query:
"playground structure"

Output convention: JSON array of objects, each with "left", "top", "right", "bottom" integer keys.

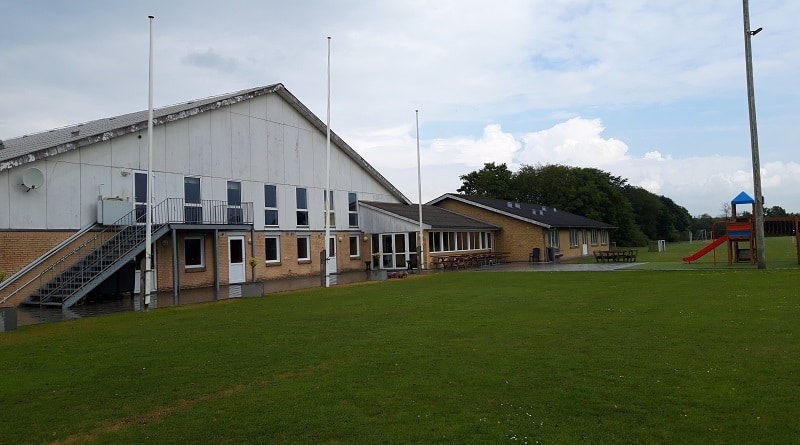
[{"left": 683, "top": 192, "right": 800, "bottom": 265}]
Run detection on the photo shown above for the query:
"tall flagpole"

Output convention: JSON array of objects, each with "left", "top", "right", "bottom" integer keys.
[
  {"left": 144, "top": 15, "right": 155, "bottom": 306},
  {"left": 416, "top": 110, "right": 424, "bottom": 270},
  {"left": 324, "top": 36, "right": 332, "bottom": 287}
]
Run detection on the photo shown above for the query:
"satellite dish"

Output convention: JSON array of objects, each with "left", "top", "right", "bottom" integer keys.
[{"left": 21, "top": 167, "right": 45, "bottom": 192}]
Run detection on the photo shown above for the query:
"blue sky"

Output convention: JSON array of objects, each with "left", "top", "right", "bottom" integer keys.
[{"left": 1, "top": 0, "right": 798, "bottom": 216}]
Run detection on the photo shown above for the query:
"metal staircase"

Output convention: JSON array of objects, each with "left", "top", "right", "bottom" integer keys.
[
  {"left": 19, "top": 198, "right": 254, "bottom": 309},
  {"left": 23, "top": 204, "right": 170, "bottom": 308}
]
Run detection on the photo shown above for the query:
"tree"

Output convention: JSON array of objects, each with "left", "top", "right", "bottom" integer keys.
[
  {"left": 457, "top": 162, "right": 514, "bottom": 198},
  {"left": 764, "top": 205, "right": 788, "bottom": 217}
]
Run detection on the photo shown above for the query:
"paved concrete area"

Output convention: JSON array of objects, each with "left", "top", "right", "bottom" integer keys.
[{"left": 472, "top": 261, "right": 642, "bottom": 272}]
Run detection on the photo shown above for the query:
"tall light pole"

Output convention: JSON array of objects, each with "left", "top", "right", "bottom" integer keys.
[{"left": 742, "top": 0, "right": 766, "bottom": 269}]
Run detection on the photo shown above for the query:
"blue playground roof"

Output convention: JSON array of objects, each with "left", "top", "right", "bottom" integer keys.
[{"left": 731, "top": 191, "right": 754, "bottom": 205}]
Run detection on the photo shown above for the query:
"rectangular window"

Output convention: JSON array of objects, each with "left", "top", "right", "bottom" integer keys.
[
  {"left": 348, "top": 192, "right": 358, "bottom": 227},
  {"left": 227, "top": 181, "right": 243, "bottom": 223},
  {"left": 600, "top": 229, "right": 608, "bottom": 245},
  {"left": 184, "top": 177, "right": 202, "bottom": 223},
  {"left": 134, "top": 171, "right": 148, "bottom": 223},
  {"left": 349, "top": 235, "right": 360, "bottom": 257},
  {"left": 591, "top": 229, "right": 599, "bottom": 246},
  {"left": 264, "top": 184, "right": 278, "bottom": 227},
  {"left": 184, "top": 236, "right": 204, "bottom": 268},
  {"left": 297, "top": 236, "right": 310, "bottom": 261},
  {"left": 323, "top": 190, "right": 335, "bottom": 226},
  {"left": 265, "top": 236, "right": 280, "bottom": 263},
  {"left": 549, "top": 229, "right": 560, "bottom": 248},
  {"left": 569, "top": 229, "right": 579, "bottom": 248},
  {"left": 296, "top": 188, "right": 309, "bottom": 227}
]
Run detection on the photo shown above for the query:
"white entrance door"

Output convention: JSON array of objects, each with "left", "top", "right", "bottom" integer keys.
[
  {"left": 228, "top": 236, "right": 246, "bottom": 284},
  {"left": 326, "top": 236, "right": 338, "bottom": 285},
  {"left": 582, "top": 230, "right": 589, "bottom": 256}
]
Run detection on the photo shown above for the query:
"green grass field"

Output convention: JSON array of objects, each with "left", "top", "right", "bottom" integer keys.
[{"left": 4, "top": 257, "right": 800, "bottom": 443}]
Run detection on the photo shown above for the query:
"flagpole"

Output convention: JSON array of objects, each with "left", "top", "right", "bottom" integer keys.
[
  {"left": 416, "top": 110, "right": 424, "bottom": 270},
  {"left": 324, "top": 36, "right": 332, "bottom": 287},
  {"left": 144, "top": 15, "right": 155, "bottom": 306}
]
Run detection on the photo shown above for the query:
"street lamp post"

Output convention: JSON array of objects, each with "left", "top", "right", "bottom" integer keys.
[{"left": 742, "top": 0, "right": 766, "bottom": 269}]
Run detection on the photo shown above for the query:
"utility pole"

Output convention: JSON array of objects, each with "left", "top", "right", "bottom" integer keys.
[{"left": 742, "top": 0, "right": 766, "bottom": 269}]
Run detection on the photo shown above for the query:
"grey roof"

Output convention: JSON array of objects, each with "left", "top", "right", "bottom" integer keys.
[
  {"left": 361, "top": 201, "right": 500, "bottom": 230},
  {"left": 428, "top": 194, "right": 616, "bottom": 229},
  {"left": 0, "top": 84, "right": 410, "bottom": 204}
]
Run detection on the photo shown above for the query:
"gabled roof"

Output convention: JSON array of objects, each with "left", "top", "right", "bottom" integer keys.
[
  {"left": 0, "top": 84, "right": 410, "bottom": 204},
  {"left": 731, "top": 191, "right": 754, "bottom": 205},
  {"left": 361, "top": 201, "right": 499, "bottom": 230},
  {"left": 427, "top": 194, "right": 616, "bottom": 229}
]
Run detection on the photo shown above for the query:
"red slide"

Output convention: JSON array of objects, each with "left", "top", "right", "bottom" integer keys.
[{"left": 682, "top": 234, "right": 728, "bottom": 263}]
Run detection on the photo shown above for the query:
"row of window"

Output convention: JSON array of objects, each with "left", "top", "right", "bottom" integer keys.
[
  {"left": 184, "top": 234, "right": 363, "bottom": 267},
  {"left": 181, "top": 176, "right": 359, "bottom": 228},
  {"left": 428, "top": 231, "right": 494, "bottom": 253},
  {"left": 563, "top": 228, "right": 609, "bottom": 248}
]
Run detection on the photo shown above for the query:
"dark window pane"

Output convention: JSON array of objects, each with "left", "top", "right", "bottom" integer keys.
[
  {"left": 266, "top": 237, "right": 279, "bottom": 262},
  {"left": 134, "top": 172, "right": 147, "bottom": 203},
  {"left": 230, "top": 239, "right": 244, "bottom": 263},
  {"left": 227, "top": 181, "right": 241, "bottom": 205},
  {"left": 184, "top": 177, "right": 201, "bottom": 204},
  {"left": 265, "top": 185, "right": 277, "bottom": 208},
  {"left": 185, "top": 238, "right": 203, "bottom": 266},
  {"left": 265, "top": 209, "right": 278, "bottom": 226},
  {"left": 184, "top": 206, "right": 203, "bottom": 223},
  {"left": 348, "top": 192, "right": 357, "bottom": 211},
  {"left": 297, "top": 210, "right": 309, "bottom": 226},
  {"left": 296, "top": 188, "right": 307, "bottom": 209}
]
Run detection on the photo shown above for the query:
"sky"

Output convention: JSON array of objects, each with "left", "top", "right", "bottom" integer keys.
[{"left": 1, "top": 1, "right": 798, "bottom": 217}]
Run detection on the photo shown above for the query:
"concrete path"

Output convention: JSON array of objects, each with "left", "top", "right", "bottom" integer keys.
[{"left": 474, "top": 262, "right": 642, "bottom": 272}]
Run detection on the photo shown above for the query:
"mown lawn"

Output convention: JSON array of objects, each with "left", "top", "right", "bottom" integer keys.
[{"left": 3, "top": 268, "right": 800, "bottom": 444}]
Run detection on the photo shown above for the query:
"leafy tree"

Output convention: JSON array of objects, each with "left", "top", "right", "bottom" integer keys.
[
  {"left": 457, "top": 162, "right": 514, "bottom": 198},
  {"left": 764, "top": 205, "right": 788, "bottom": 217}
]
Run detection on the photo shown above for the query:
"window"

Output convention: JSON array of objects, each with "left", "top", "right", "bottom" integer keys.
[
  {"left": 297, "top": 236, "right": 310, "bottom": 261},
  {"left": 134, "top": 171, "right": 148, "bottom": 223},
  {"left": 349, "top": 235, "right": 360, "bottom": 257},
  {"left": 427, "top": 231, "right": 494, "bottom": 253},
  {"left": 549, "top": 229, "right": 560, "bottom": 248},
  {"left": 265, "top": 236, "right": 280, "bottom": 263},
  {"left": 591, "top": 229, "right": 599, "bottom": 246},
  {"left": 296, "top": 188, "right": 309, "bottom": 227},
  {"left": 184, "top": 177, "right": 202, "bottom": 223},
  {"left": 569, "top": 229, "right": 579, "bottom": 248},
  {"left": 348, "top": 192, "right": 358, "bottom": 227},
  {"left": 184, "top": 236, "right": 204, "bottom": 268},
  {"left": 264, "top": 184, "right": 278, "bottom": 227},
  {"left": 227, "top": 181, "right": 243, "bottom": 223},
  {"left": 600, "top": 229, "right": 608, "bottom": 245},
  {"left": 323, "top": 190, "right": 335, "bottom": 226}
]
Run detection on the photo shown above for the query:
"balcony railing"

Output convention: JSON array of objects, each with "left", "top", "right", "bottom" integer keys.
[{"left": 136, "top": 198, "right": 254, "bottom": 225}]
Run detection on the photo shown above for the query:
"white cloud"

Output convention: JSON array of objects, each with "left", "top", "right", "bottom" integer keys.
[{"left": 518, "top": 118, "right": 629, "bottom": 167}]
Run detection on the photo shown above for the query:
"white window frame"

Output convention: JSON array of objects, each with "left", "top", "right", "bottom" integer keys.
[
  {"left": 297, "top": 235, "right": 311, "bottom": 261},
  {"left": 296, "top": 188, "right": 309, "bottom": 227},
  {"left": 265, "top": 235, "right": 280, "bottom": 263},
  {"left": 549, "top": 229, "right": 560, "bottom": 248},
  {"left": 349, "top": 235, "right": 360, "bottom": 258},
  {"left": 264, "top": 184, "right": 278, "bottom": 227},
  {"left": 184, "top": 236, "right": 205, "bottom": 269},
  {"left": 569, "top": 229, "right": 579, "bottom": 248},
  {"left": 348, "top": 192, "right": 359, "bottom": 227}
]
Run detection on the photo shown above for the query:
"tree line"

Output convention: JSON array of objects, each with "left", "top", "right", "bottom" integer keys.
[{"left": 457, "top": 162, "right": 692, "bottom": 247}]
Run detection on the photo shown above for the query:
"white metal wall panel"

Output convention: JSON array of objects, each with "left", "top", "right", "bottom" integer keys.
[
  {"left": 266, "top": 120, "right": 285, "bottom": 183},
  {"left": 165, "top": 118, "right": 190, "bottom": 173},
  {"left": 189, "top": 113, "right": 212, "bottom": 177},
  {"left": 46, "top": 157, "right": 81, "bottom": 228},
  {"left": 0, "top": 171, "right": 9, "bottom": 228},
  {"left": 282, "top": 126, "right": 300, "bottom": 185},
  {"left": 230, "top": 112, "right": 251, "bottom": 181},
  {"left": 110, "top": 133, "right": 141, "bottom": 170},
  {"left": 80, "top": 140, "right": 112, "bottom": 167},
  {"left": 79, "top": 164, "right": 111, "bottom": 227},
  {"left": 249, "top": 117, "right": 268, "bottom": 179},
  {"left": 211, "top": 110, "right": 232, "bottom": 179}
]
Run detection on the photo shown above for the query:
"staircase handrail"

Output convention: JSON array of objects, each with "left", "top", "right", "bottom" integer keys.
[
  {"left": 8, "top": 198, "right": 253, "bottom": 306},
  {"left": 0, "top": 222, "right": 98, "bottom": 297}
]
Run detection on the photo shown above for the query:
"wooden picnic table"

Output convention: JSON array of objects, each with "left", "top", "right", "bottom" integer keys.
[
  {"left": 430, "top": 251, "right": 510, "bottom": 269},
  {"left": 594, "top": 249, "right": 637, "bottom": 263}
]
